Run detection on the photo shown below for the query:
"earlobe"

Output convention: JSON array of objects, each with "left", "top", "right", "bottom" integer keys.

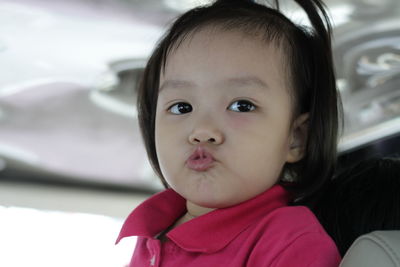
[{"left": 286, "top": 113, "right": 309, "bottom": 163}]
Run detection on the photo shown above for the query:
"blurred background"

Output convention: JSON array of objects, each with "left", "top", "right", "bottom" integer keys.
[{"left": 0, "top": 0, "right": 399, "bottom": 266}]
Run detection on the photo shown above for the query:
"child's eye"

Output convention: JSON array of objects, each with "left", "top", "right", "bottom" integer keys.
[
  {"left": 228, "top": 100, "right": 256, "bottom": 112},
  {"left": 168, "top": 102, "right": 193, "bottom": 114}
]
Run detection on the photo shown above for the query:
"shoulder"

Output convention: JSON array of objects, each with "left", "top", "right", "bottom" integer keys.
[
  {"left": 269, "top": 230, "right": 341, "bottom": 267},
  {"left": 248, "top": 206, "right": 341, "bottom": 267},
  {"left": 257, "top": 205, "right": 327, "bottom": 238}
]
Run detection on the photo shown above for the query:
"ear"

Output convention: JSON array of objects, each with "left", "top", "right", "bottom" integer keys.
[{"left": 286, "top": 113, "right": 309, "bottom": 163}]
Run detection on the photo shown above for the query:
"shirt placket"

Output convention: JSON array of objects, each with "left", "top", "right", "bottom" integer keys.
[{"left": 146, "top": 239, "right": 161, "bottom": 267}]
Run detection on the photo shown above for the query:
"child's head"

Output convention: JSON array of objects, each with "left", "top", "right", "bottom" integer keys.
[
  {"left": 137, "top": 0, "right": 340, "bottom": 207},
  {"left": 314, "top": 157, "right": 400, "bottom": 256}
]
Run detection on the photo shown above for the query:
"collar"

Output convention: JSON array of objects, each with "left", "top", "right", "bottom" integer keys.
[{"left": 116, "top": 185, "right": 291, "bottom": 253}]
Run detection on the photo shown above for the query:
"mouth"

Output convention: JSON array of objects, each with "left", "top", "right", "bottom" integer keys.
[{"left": 186, "top": 147, "right": 215, "bottom": 172}]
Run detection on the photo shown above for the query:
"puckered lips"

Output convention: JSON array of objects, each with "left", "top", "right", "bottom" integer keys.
[{"left": 186, "top": 146, "right": 215, "bottom": 172}]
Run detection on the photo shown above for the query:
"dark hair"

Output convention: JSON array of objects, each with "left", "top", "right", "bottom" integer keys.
[
  {"left": 313, "top": 157, "right": 400, "bottom": 256},
  {"left": 137, "top": 0, "right": 341, "bottom": 202}
]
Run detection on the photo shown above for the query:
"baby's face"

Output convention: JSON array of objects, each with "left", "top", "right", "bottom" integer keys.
[{"left": 155, "top": 28, "right": 300, "bottom": 209}]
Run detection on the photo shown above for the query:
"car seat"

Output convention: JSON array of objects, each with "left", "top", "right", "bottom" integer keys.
[{"left": 340, "top": 231, "right": 400, "bottom": 267}]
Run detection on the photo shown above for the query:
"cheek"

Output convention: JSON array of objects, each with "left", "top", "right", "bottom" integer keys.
[
  {"left": 226, "top": 112, "right": 273, "bottom": 143},
  {"left": 226, "top": 116, "right": 291, "bottom": 169},
  {"left": 226, "top": 113, "right": 255, "bottom": 129},
  {"left": 155, "top": 114, "right": 186, "bottom": 167},
  {"left": 156, "top": 116, "right": 187, "bottom": 146},
  {"left": 154, "top": 123, "right": 175, "bottom": 182},
  {"left": 155, "top": 115, "right": 171, "bottom": 160}
]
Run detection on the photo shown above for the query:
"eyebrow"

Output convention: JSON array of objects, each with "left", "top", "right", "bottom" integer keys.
[
  {"left": 225, "top": 76, "right": 269, "bottom": 90},
  {"left": 159, "top": 80, "right": 196, "bottom": 92},
  {"left": 159, "top": 76, "right": 269, "bottom": 92}
]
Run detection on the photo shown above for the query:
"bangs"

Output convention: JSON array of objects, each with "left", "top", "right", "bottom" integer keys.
[{"left": 160, "top": 3, "right": 296, "bottom": 75}]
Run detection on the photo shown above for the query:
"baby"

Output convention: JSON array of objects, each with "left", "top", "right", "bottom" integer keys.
[{"left": 117, "top": 0, "right": 342, "bottom": 266}]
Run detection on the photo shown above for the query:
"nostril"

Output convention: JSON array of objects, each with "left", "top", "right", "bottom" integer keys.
[{"left": 189, "top": 135, "right": 221, "bottom": 144}]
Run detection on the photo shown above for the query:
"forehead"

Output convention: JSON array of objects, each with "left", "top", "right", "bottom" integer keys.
[
  {"left": 160, "top": 27, "right": 289, "bottom": 92},
  {"left": 166, "top": 27, "right": 284, "bottom": 67}
]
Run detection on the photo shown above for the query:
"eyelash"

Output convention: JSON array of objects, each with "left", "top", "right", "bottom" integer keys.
[
  {"left": 168, "top": 102, "right": 192, "bottom": 115},
  {"left": 167, "top": 100, "right": 257, "bottom": 115},
  {"left": 228, "top": 100, "right": 257, "bottom": 112}
]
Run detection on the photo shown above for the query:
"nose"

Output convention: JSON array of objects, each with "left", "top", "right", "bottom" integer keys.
[{"left": 188, "top": 124, "right": 224, "bottom": 145}]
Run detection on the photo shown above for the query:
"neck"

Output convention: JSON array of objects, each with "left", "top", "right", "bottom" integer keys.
[
  {"left": 186, "top": 211, "right": 197, "bottom": 219},
  {"left": 171, "top": 202, "right": 215, "bottom": 229},
  {"left": 186, "top": 201, "right": 215, "bottom": 218}
]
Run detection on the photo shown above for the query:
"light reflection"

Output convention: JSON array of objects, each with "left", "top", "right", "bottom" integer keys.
[
  {"left": 0, "top": 1, "right": 161, "bottom": 93},
  {"left": 0, "top": 144, "right": 40, "bottom": 165},
  {"left": 89, "top": 90, "right": 137, "bottom": 119},
  {"left": 286, "top": 4, "right": 354, "bottom": 28},
  {"left": 339, "top": 117, "right": 400, "bottom": 152},
  {"left": 163, "top": 0, "right": 212, "bottom": 11},
  {"left": 0, "top": 205, "right": 134, "bottom": 267},
  {"left": 0, "top": 78, "right": 85, "bottom": 97}
]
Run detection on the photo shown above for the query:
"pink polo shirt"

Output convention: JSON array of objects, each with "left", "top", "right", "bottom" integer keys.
[{"left": 117, "top": 185, "right": 341, "bottom": 267}]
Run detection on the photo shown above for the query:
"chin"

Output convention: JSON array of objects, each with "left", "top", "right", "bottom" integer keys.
[{"left": 190, "top": 194, "right": 239, "bottom": 209}]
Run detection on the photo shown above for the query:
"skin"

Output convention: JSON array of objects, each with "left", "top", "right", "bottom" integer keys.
[{"left": 155, "top": 28, "right": 308, "bottom": 226}]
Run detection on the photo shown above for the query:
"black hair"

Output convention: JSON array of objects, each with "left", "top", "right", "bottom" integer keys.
[
  {"left": 313, "top": 157, "right": 400, "bottom": 256},
  {"left": 137, "top": 0, "right": 341, "bottom": 202}
]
